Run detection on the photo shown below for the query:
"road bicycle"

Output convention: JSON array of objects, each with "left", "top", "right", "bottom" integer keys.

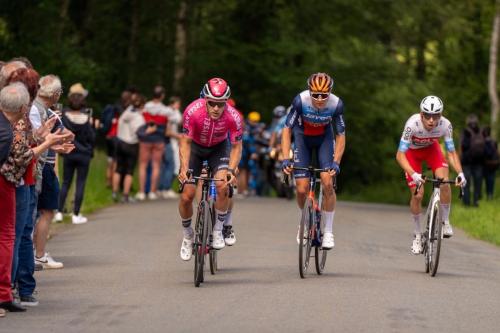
[
  {"left": 284, "top": 166, "right": 336, "bottom": 278},
  {"left": 415, "top": 176, "right": 463, "bottom": 277},
  {"left": 180, "top": 168, "right": 229, "bottom": 287}
]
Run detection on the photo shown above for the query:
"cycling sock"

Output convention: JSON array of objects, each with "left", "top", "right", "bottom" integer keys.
[
  {"left": 322, "top": 211, "right": 335, "bottom": 233},
  {"left": 412, "top": 214, "right": 421, "bottom": 235},
  {"left": 182, "top": 218, "right": 193, "bottom": 238},
  {"left": 440, "top": 203, "right": 450, "bottom": 223},
  {"left": 214, "top": 209, "right": 227, "bottom": 231},
  {"left": 224, "top": 209, "right": 233, "bottom": 226}
]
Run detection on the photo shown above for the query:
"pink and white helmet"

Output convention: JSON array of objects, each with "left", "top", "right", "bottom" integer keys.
[{"left": 202, "top": 78, "right": 231, "bottom": 101}]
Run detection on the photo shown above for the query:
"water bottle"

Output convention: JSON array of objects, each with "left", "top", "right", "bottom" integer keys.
[{"left": 210, "top": 180, "right": 217, "bottom": 200}]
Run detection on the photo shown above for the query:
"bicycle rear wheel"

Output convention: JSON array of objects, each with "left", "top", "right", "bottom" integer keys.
[
  {"left": 299, "top": 198, "right": 313, "bottom": 278},
  {"left": 194, "top": 201, "right": 209, "bottom": 287},
  {"left": 428, "top": 203, "right": 442, "bottom": 277},
  {"left": 315, "top": 246, "right": 327, "bottom": 275},
  {"left": 209, "top": 250, "right": 217, "bottom": 274},
  {"left": 209, "top": 204, "right": 218, "bottom": 275}
]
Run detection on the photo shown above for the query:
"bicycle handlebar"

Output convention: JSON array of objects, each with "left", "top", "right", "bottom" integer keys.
[
  {"left": 414, "top": 176, "right": 464, "bottom": 199},
  {"left": 178, "top": 169, "right": 233, "bottom": 195}
]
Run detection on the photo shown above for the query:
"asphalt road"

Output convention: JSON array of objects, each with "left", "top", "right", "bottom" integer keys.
[{"left": 1, "top": 197, "right": 500, "bottom": 333}]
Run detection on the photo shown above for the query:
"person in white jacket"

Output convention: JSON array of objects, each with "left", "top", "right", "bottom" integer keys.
[{"left": 112, "top": 93, "right": 145, "bottom": 203}]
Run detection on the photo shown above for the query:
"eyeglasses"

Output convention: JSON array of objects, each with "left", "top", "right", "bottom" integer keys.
[
  {"left": 207, "top": 100, "right": 226, "bottom": 108},
  {"left": 422, "top": 113, "right": 441, "bottom": 120},
  {"left": 310, "top": 92, "right": 329, "bottom": 100}
]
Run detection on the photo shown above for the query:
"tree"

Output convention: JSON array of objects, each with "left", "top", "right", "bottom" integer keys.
[{"left": 489, "top": 0, "right": 500, "bottom": 140}]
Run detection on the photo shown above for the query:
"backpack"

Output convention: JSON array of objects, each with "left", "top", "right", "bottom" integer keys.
[
  {"left": 485, "top": 139, "right": 500, "bottom": 171},
  {"left": 466, "top": 128, "right": 485, "bottom": 161}
]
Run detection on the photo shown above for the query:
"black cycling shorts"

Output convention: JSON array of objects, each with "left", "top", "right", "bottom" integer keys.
[
  {"left": 116, "top": 140, "right": 139, "bottom": 176},
  {"left": 187, "top": 140, "right": 230, "bottom": 184}
]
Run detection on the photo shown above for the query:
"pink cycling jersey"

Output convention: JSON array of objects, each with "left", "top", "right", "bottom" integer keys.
[{"left": 182, "top": 98, "right": 243, "bottom": 147}]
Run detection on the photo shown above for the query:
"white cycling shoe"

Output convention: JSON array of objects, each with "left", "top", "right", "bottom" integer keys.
[
  {"left": 223, "top": 226, "right": 236, "bottom": 246},
  {"left": 212, "top": 230, "right": 226, "bottom": 250},
  {"left": 443, "top": 222, "right": 453, "bottom": 238},
  {"left": 411, "top": 235, "right": 423, "bottom": 255},
  {"left": 322, "top": 232, "right": 335, "bottom": 249},
  {"left": 180, "top": 237, "right": 193, "bottom": 261}
]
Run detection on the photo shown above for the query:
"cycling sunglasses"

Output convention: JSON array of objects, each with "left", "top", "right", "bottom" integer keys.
[
  {"left": 207, "top": 100, "right": 226, "bottom": 108},
  {"left": 421, "top": 113, "right": 441, "bottom": 120},
  {"left": 310, "top": 92, "right": 330, "bottom": 100}
]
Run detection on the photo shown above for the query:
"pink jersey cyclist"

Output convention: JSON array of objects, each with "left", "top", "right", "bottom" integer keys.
[
  {"left": 182, "top": 98, "right": 243, "bottom": 147},
  {"left": 178, "top": 78, "right": 244, "bottom": 261}
]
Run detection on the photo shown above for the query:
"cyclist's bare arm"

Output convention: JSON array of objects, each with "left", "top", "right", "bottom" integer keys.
[
  {"left": 281, "top": 127, "right": 292, "bottom": 161},
  {"left": 228, "top": 141, "right": 243, "bottom": 170},
  {"left": 179, "top": 134, "right": 192, "bottom": 181},
  {"left": 396, "top": 150, "right": 416, "bottom": 176},
  {"left": 334, "top": 134, "right": 345, "bottom": 164}
]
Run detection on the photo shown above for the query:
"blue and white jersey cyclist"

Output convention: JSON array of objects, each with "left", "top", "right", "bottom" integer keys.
[{"left": 281, "top": 72, "right": 346, "bottom": 250}]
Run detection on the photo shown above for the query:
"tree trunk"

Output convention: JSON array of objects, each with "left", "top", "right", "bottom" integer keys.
[
  {"left": 56, "top": 0, "right": 70, "bottom": 66},
  {"left": 489, "top": 1, "right": 500, "bottom": 140},
  {"left": 127, "top": 0, "right": 139, "bottom": 85},
  {"left": 172, "top": 0, "right": 188, "bottom": 95}
]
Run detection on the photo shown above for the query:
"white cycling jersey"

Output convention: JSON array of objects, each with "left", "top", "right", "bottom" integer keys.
[{"left": 398, "top": 114, "right": 455, "bottom": 152}]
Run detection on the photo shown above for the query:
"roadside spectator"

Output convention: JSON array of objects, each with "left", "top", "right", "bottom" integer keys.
[
  {"left": 0, "top": 83, "right": 68, "bottom": 311},
  {"left": 136, "top": 86, "right": 169, "bottom": 201},
  {"left": 33, "top": 74, "right": 73, "bottom": 269},
  {"left": 483, "top": 126, "right": 499, "bottom": 200},
  {"left": 158, "top": 96, "right": 182, "bottom": 199},
  {"left": 112, "top": 93, "right": 145, "bottom": 203},
  {"left": 57, "top": 83, "right": 96, "bottom": 224},
  {"left": 0, "top": 84, "right": 23, "bottom": 313},
  {"left": 100, "top": 88, "right": 133, "bottom": 188},
  {"left": 460, "top": 114, "right": 485, "bottom": 206},
  {"left": 0, "top": 60, "right": 26, "bottom": 89}
]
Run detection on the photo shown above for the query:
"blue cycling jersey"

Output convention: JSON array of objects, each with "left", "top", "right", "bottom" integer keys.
[{"left": 285, "top": 90, "right": 345, "bottom": 136}]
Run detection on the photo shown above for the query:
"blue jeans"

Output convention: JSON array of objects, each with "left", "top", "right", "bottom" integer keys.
[
  {"left": 13, "top": 185, "right": 37, "bottom": 296},
  {"left": 158, "top": 143, "right": 175, "bottom": 191}
]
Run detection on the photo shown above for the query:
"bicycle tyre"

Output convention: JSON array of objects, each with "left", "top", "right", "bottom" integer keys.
[
  {"left": 194, "top": 201, "right": 209, "bottom": 287},
  {"left": 315, "top": 246, "right": 327, "bottom": 275},
  {"left": 209, "top": 203, "right": 218, "bottom": 275},
  {"left": 429, "top": 203, "right": 442, "bottom": 277},
  {"left": 299, "top": 198, "right": 313, "bottom": 278}
]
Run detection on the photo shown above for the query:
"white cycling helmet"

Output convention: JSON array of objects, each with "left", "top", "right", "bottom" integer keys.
[{"left": 420, "top": 95, "right": 444, "bottom": 114}]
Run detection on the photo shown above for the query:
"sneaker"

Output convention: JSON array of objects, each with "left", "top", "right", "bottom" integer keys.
[
  {"left": 112, "top": 192, "right": 119, "bottom": 202},
  {"left": 322, "top": 232, "right": 335, "bottom": 249},
  {"left": 34, "top": 262, "right": 44, "bottom": 271},
  {"left": 72, "top": 214, "right": 88, "bottom": 225},
  {"left": 443, "top": 222, "right": 453, "bottom": 238},
  {"left": 147, "top": 192, "right": 158, "bottom": 200},
  {"left": 19, "top": 295, "right": 38, "bottom": 307},
  {"left": 35, "top": 253, "right": 63, "bottom": 269},
  {"left": 212, "top": 230, "right": 226, "bottom": 250},
  {"left": 135, "top": 192, "right": 146, "bottom": 201},
  {"left": 180, "top": 237, "right": 193, "bottom": 261},
  {"left": 411, "top": 234, "right": 423, "bottom": 255},
  {"left": 53, "top": 212, "right": 63, "bottom": 223},
  {"left": 163, "top": 189, "right": 179, "bottom": 199},
  {"left": 223, "top": 225, "right": 236, "bottom": 246}
]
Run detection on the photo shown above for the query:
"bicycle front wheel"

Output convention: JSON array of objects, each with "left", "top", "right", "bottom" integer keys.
[
  {"left": 428, "top": 203, "right": 442, "bottom": 277},
  {"left": 299, "top": 198, "right": 313, "bottom": 278},
  {"left": 194, "top": 201, "right": 209, "bottom": 287}
]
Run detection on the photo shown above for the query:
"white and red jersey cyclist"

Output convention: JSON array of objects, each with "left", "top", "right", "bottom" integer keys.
[
  {"left": 396, "top": 95, "right": 466, "bottom": 255},
  {"left": 178, "top": 78, "right": 243, "bottom": 261}
]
